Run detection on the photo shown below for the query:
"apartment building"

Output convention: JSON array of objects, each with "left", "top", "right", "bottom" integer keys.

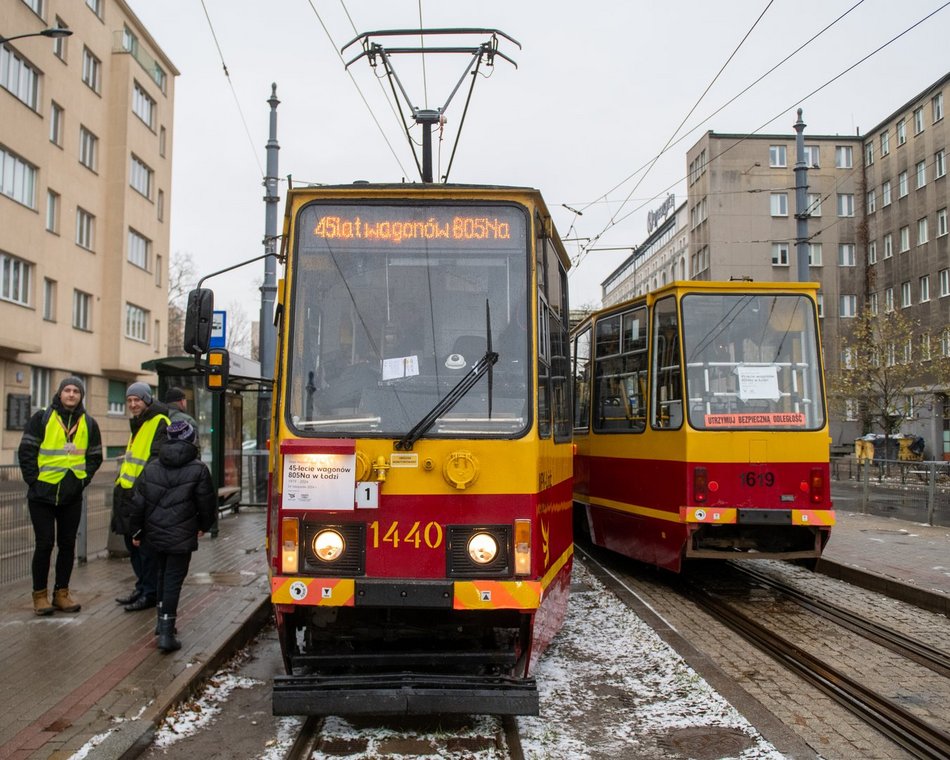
[
  {"left": 1, "top": 0, "right": 177, "bottom": 463},
  {"left": 601, "top": 72, "right": 950, "bottom": 455}
]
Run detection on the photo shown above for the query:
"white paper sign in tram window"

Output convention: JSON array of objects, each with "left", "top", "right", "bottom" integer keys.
[
  {"left": 736, "top": 365, "right": 780, "bottom": 401},
  {"left": 282, "top": 453, "right": 356, "bottom": 510},
  {"left": 381, "top": 355, "right": 420, "bottom": 381}
]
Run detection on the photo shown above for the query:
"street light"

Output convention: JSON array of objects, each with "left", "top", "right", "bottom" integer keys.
[{"left": 0, "top": 27, "right": 73, "bottom": 45}]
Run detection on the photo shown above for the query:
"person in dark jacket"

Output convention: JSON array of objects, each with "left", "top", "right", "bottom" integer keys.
[
  {"left": 18, "top": 376, "right": 103, "bottom": 615},
  {"left": 112, "top": 382, "right": 170, "bottom": 611},
  {"left": 129, "top": 420, "right": 216, "bottom": 652}
]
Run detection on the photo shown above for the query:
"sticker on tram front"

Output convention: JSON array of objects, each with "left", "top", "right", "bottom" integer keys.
[{"left": 289, "top": 581, "right": 308, "bottom": 600}]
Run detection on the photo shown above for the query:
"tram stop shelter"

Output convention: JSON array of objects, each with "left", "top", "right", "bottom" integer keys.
[{"left": 141, "top": 352, "right": 271, "bottom": 509}]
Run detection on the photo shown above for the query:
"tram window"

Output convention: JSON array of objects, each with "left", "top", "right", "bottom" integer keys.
[
  {"left": 594, "top": 305, "right": 647, "bottom": 433},
  {"left": 651, "top": 297, "right": 684, "bottom": 429},
  {"left": 595, "top": 315, "right": 621, "bottom": 357},
  {"left": 573, "top": 327, "right": 592, "bottom": 430}
]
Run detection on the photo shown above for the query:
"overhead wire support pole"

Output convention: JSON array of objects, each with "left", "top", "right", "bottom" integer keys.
[{"left": 793, "top": 108, "right": 810, "bottom": 282}]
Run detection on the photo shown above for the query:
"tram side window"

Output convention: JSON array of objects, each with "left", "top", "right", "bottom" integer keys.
[
  {"left": 573, "top": 327, "right": 591, "bottom": 430},
  {"left": 651, "top": 297, "right": 683, "bottom": 429},
  {"left": 537, "top": 237, "right": 571, "bottom": 442},
  {"left": 594, "top": 306, "right": 648, "bottom": 433}
]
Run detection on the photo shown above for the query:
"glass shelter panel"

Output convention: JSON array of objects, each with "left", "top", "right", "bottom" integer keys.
[
  {"left": 288, "top": 203, "right": 530, "bottom": 438},
  {"left": 682, "top": 293, "right": 825, "bottom": 430}
]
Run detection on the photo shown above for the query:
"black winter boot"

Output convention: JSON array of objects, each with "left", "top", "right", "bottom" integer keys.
[{"left": 157, "top": 615, "right": 181, "bottom": 653}]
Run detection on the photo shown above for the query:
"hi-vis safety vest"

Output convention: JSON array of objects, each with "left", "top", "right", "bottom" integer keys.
[
  {"left": 115, "top": 415, "right": 169, "bottom": 489},
  {"left": 37, "top": 412, "right": 90, "bottom": 484}
]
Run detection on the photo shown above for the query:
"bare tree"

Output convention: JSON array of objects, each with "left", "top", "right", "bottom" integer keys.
[
  {"left": 167, "top": 252, "right": 196, "bottom": 355},
  {"left": 225, "top": 299, "right": 252, "bottom": 356},
  {"left": 829, "top": 306, "right": 950, "bottom": 457}
]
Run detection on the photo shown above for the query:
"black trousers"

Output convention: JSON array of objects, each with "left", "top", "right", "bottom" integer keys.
[
  {"left": 155, "top": 551, "right": 192, "bottom": 618},
  {"left": 124, "top": 533, "right": 157, "bottom": 599},
  {"left": 28, "top": 498, "right": 82, "bottom": 592}
]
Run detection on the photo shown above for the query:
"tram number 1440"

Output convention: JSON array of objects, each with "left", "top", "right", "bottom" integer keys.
[{"left": 369, "top": 521, "right": 444, "bottom": 550}]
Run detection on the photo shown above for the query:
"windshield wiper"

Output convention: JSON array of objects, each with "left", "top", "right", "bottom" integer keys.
[{"left": 395, "top": 301, "right": 497, "bottom": 451}]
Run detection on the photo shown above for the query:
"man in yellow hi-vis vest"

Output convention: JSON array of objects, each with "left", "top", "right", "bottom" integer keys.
[
  {"left": 18, "top": 376, "right": 102, "bottom": 615},
  {"left": 112, "top": 382, "right": 169, "bottom": 611}
]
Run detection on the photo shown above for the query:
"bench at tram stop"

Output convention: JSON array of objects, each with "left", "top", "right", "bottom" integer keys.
[{"left": 218, "top": 486, "right": 241, "bottom": 513}]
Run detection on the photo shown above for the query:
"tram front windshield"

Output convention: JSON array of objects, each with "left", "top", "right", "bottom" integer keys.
[
  {"left": 682, "top": 293, "right": 825, "bottom": 431},
  {"left": 287, "top": 202, "right": 530, "bottom": 438}
]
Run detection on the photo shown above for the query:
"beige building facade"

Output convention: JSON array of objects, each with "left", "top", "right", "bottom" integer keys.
[{"left": 1, "top": 0, "right": 177, "bottom": 462}]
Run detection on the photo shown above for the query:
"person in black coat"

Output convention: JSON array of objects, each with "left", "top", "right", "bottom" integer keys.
[
  {"left": 18, "top": 376, "right": 102, "bottom": 615},
  {"left": 129, "top": 420, "right": 216, "bottom": 652}
]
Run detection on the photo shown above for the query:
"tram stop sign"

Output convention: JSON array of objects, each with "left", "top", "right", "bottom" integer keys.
[{"left": 209, "top": 310, "right": 227, "bottom": 349}]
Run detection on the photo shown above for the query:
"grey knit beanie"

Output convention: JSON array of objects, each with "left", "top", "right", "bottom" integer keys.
[
  {"left": 57, "top": 376, "right": 85, "bottom": 400},
  {"left": 126, "top": 382, "right": 153, "bottom": 405}
]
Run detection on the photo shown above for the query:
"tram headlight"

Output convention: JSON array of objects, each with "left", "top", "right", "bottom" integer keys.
[
  {"left": 467, "top": 533, "right": 498, "bottom": 564},
  {"left": 312, "top": 529, "right": 345, "bottom": 562}
]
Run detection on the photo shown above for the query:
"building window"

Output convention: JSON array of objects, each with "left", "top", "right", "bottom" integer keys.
[
  {"left": 920, "top": 275, "right": 931, "bottom": 303},
  {"left": 913, "top": 106, "right": 924, "bottom": 134},
  {"left": 868, "top": 241, "right": 877, "bottom": 265},
  {"left": 918, "top": 217, "right": 929, "bottom": 245},
  {"left": 0, "top": 146, "right": 37, "bottom": 208},
  {"left": 130, "top": 155, "right": 153, "bottom": 198},
  {"left": 903, "top": 341, "right": 913, "bottom": 365},
  {"left": 804, "top": 145, "right": 820, "bottom": 167},
  {"left": 49, "top": 101, "right": 63, "bottom": 146},
  {"left": 898, "top": 171, "right": 908, "bottom": 198},
  {"left": 835, "top": 145, "right": 853, "bottom": 168},
  {"left": 771, "top": 243, "right": 789, "bottom": 266},
  {"left": 897, "top": 119, "right": 906, "bottom": 145},
  {"left": 72, "top": 290, "right": 92, "bottom": 331},
  {"left": 816, "top": 293, "right": 823, "bottom": 318},
  {"left": 691, "top": 245, "right": 709, "bottom": 275},
  {"left": 770, "top": 193, "right": 788, "bottom": 216},
  {"left": 869, "top": 292, "right": 879, "bottom": 315},
  {"left": 159, "top": 126, "right": 166, "bottom": 157},
  {"left": 0, "top": 43, "right": 40, "bottom": 110},
  {"left": 864, "top": 142, "right": 874, "bottom": 166},
  {"left": 901, "top": 281, "right": 911, "bottom": 308},
  {"left": 882, "top": 180, "right": 891, "bottom": 206},
  {"left": 45, "top": 190, "right": 59, "bottom": 233},
  {"left": 935, "top": 149, "right": 946, "bottom": 179},
  {"left": 883, "top": 233, "right": 893, "bottom": 259},
  {"left": 76, "top": 208, "right": 95, "bottom": 250},
  {"left": 938, "top": 208, "right": 948, "bottom": 238},
  {"left": 81, "top": 47, "right": 101, "bottom": 93},
  {"left": 108, "top": 380, "right": 126, "bottom": 415},
  {"left": 155, "top": 254, "right": 163, "bottom": 286},
  {"left": 916, "top": 160, "right": 927, "bottom": 189},
  {"left": 79, "top": 126, "right": 98, "bottom": 171},
  {"left": 808, "top": 243, "right": 822, "bottom": 266},
  {"left": 866, "top": 189, "right": 876, "bottom": 213},
  {"left": 940, "top": 269, "right": 950, "bottom": 297},
  {"left": 125, "top": 303, "right": 149, "bottom": 342},
  {"left": 769, "top": 144, "right": 787, "bottom": 167},
  {"left": 839, "top": 295, "right": 856, "bottom": 318},
  {"left": 838, "top": 244, "right": 855, "bottom": 267},
  {"left": 157, "top": 189, "right": 164, "bottom": 221},
  {"left": 43, "top": 278, "right": 56, "bottom": 321},
  {"left": 899, "top": 226, "right": 910, "bottom": 252},
  {"left": 836, "top": 194, "right": 854, "bottom": 217},
  {"left": 0, "top": 252, "right": 32, "bottom": 306},
  {"left": 884, "top": 287, "right": 894, "bottom": 312},
  {"left": 944, "top": 330, "right": 950, "bottom": 358},
  {"left": 806, "top": 192, "right": 822, "bottom": 217},
  {"left": 132, "top": 82, "right": 155, "bottom": 129},
  {"left": 880, "top": 130, "right": 890, "bottom": 156},
  {"left": 31, "top": 367, "right": 50, "bottom": 414},
  {"left": 921, "top": 334, "right": 931, "bottom": 361},
  {"left": 52, "top": 17, "right": 68, "bottom": 60},
  {"left": 128, "top": 229, "right": 150, "bottom": 269},
  {"left": 934, "top": 92, "right": 944, "bottom": 123},
  {"left": 121, "top": 25, "right": 138, "bottom": 55}
]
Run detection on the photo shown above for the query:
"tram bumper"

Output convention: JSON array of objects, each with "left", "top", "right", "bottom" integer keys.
[{"left": 272, "top": 672, "right": 539, "bottom": 715}]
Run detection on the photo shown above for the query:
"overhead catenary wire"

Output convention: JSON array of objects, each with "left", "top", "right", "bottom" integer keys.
[
  {"left": 199, "top": 0, "right": 264, "bottom": 177},
  {"left": 571, "top": 1, "right": 950, "bottom": 273}
]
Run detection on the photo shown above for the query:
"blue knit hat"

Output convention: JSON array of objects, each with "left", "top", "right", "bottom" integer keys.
[{"left": 167, "top": 420, "right": 197, "bottom": 443}]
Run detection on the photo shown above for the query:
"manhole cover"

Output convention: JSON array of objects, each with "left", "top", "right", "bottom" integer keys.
[{"left": 655, "top": 726, "right": 753, "bottom": 759}]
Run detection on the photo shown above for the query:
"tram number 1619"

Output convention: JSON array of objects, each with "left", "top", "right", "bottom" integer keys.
[{"left": 742, "top": 471, "right": 775, "bottom": 487}]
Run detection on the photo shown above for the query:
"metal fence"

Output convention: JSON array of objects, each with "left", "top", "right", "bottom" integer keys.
[
  {"left": 0, "top": 454, "right": 269, "bottom": 586},
  {"left": 831, "top": 457, "right": 950, "bottom": 527}
]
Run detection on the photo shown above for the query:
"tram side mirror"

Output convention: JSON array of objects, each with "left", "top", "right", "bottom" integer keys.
[{"left": 183, "top": 288, "right": 214, "bottom": 355}]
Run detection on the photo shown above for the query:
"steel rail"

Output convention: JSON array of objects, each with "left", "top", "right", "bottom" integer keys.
[
  {"left": 284, "top": 715, "right": 324, "bottom": 760},
  {"left": 686, "top": 582, "right": 950, "bottom": 759},
  {"left": 733, "top": 563, "right": 950, "bottom": 677}
]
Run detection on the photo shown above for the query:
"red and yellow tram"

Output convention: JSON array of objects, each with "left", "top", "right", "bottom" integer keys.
[
  {"left": 572, "top": 280, "right": 833, "bottom": 573},
  {"left": 265, "top": 184, "right": 573, "bottom": 715}
]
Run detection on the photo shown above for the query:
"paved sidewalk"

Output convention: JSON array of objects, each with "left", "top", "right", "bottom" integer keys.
[{"left": 0, "top": 509, "right": 270, "bottom": 760}]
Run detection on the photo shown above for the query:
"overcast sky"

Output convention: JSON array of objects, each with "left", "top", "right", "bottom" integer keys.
[{"left": 126, "top": 0, "right": 948, "bottom": 327}]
